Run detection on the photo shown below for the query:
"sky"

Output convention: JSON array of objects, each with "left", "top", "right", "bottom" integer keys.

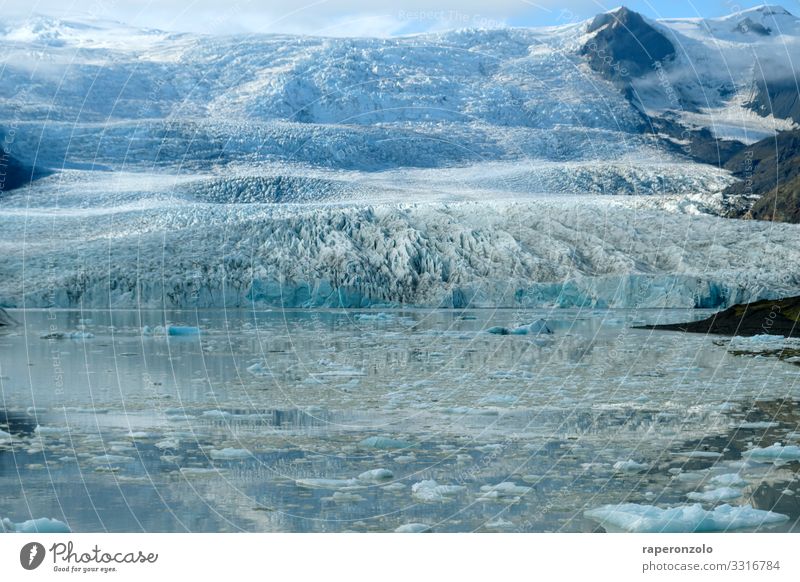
[{"left": 0, "top": 0, "right": 795, "bottom": 36}]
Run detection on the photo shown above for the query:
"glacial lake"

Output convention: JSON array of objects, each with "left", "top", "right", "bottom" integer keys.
[{"left": 1, "top": 308, "right": 799, "bottom": 532}]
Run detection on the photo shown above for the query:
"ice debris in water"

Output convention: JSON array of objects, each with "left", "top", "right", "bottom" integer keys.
[
  {"left": 395, "top": 523, "right": 431, "bottom": 533},
  {"left": 167, "top": 325, "right": 200, "bottom": 336},
  {"left": 357, "top": 468, "right": 394, "bottom": 482},
  {"left": 2, "top": 517, "right": 71, "bottom": 533},
  {"left": 613, "top": 460, "right": 649, "bottom": 473},
  {"left": 358, "top": 436, "right": 413, "bottom": 449},
  {"left": 209, "top": 448, "right": 251, "bottom": 460},
  {"left": 479, "top": 482, "right": 532, "bottom": 500},
  {"left": 40, "top": 331, "right": 94, "bottom": 340},
  {"left": 487, "top": 319, "right": 552, "bottom": 336},
  {"left": 710, "top": 473, "right": 747, "bottom": 487},
  {"left": 687, "top": 487, "right": 743, "bottom": 502},
  {"left": 0, "top": 430, "right": 13, "bottom": 442},
  {"left": 743, "top": 443, "right": 800, "bottom": 463},
  {"left": 585, "top": 503, "right": 789, "bottom": 532},
  {"left": 411, "top": 480, "right": 465, "bottom": 502},
  {"left": 295, "top": 478, "right": 360, "bottom": 489},
  {"left": 246, "top": 362, "right": 268, "bottom": 376}
]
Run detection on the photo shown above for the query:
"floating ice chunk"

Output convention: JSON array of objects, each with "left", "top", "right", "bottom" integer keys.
[
  {"left": 0, "top": 429, "right": 12, "bottom": 442},
  {"left": 358, "top": 436, "right": 413, "bottom": 450},
  {"left": 395, "top": 523, "right": 431, "bottom": 533},
  {"left": 1, "top": 517, "right": 71, "bottom": 533},
  {"left": 484, "top": 517, "right": 515, "bottom": 530},
  {"left": 670, "top": 451, "right": 723, "bottom": 459},
  {"left": 40, "top": 331, "right": 94, "bottom": 340},
  {"left": 34, "top": 425, "right": 66, "bottom": 436},
  {"left": 89, "top": 454, "right": 134, "bottom": 465},
  {"left": 202, "top": 410, "right": 231, "bottom": 419},
  {"left": 295, "top": 478, "right": 360, "bottom": 489},
  {"left": 325, "top": 491, "right": 366, "bottom": 503},
  {"left": 743, "top": 444, "right": 800, "bottom": 463},
  {"left": 487, "top": 319, "right": 552, "bottom": 336},
  {"left": 155, "top": 438, "right": 180, "bottom": 450},
  {"left": 383, "top": 482, "right": 406, "bottom": 491},
  {"left": 710, "top": 473, "right": 747, "bottom": 487},
  {"left": 354, "top": 312, "right": 394, "bottom": 321},
  {"left": 394, "top": 454, "right": 416, "bottom": 463},
  {"left": 167, "top": 325, "right": 200, "bottom": 336},
  {"left": 411, "top": 480, "right": 465, "bottom": 502},
  {"left": 479, "top": 482, "right": 532, "bottom": 500},
  {"left": 141, "top": 326, "right": 153, "bottom": 335},
  {"left": 179, "top": 467, "right": 227, "bottom": 477},
  {"left": 737, "top": 421, "right": 780, "bottom": 429},
  {"left": 687, "top": 487, "right": 743, "bottom": 502},
  {"left": 585, "top": 503, "right": 789, "bottom": 533},
  {"left": 613, "top": 460, "right": 649, "bottom": 473},
  {"left": 126, "top": 431, "right": 154, "bottom": 439},
  {"left": 209, "top": 448, "right": 251, "bottom": 460},
  {"left": 357, "top": 468, "right": 394, "bottom": 482},
  {"left": 246, "top": 362, "right": 268, "bottom": 376},
  {"left": 478, "top": 394, "right": 517, "bottom": 405}
]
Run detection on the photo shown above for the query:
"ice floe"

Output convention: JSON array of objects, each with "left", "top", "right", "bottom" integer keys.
[
  {"left": 411, "top": 480, "right": 465, "bottom": 502},
  {"left": 585, "top": 503, "right": 789, "bottom": 532},
  {"left": 687, "top": 487, "right": 743, "bottom": 502},
  {"left": 357, "top": 468, "right": 394, "bottom": 482},
  {"left": 743, "top": 443, "right": 800, "bottom": 463},
  {"left": 209, "top": 448, "right": 251, "bottom": 460},
  {"left": 613, "top": 459, "right": 649, "bottom": 473},
  {"left": 1, "top": 517, "right": 71, "bottom": 533},
  {"left": 395, "top": 523, "right": 431, "bottom": 533},
  {"left": 479, "top": 482, "right": 532, "bottom": 500}
]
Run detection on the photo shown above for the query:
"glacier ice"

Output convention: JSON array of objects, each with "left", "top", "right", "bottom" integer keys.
[
  {"left": 357, "top": 469, "right": 394, "bottom": 482},
  {"left": 686, "top": 487, "right": 743, "bottom": 502},
  {"left": 743, "top": 444, "right": 800, "bottom": 463},
  {"left": 394, "top": 523, "right": 432, "bottom": 533},
  {"left": 1, "top": 517, "right": 71, "bottom": 533},
  {"left": 411, "top": 480, "right": 465, "bottom": 502},
  {"left": 585, "top": 503, "right": 789, "bottom": 532},
  {"left": 4, "top": 196, "right": 800, "bottom": 310}
]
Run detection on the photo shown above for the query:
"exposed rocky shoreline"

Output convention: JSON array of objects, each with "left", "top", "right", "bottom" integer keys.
[{"left": 639, "top": 296, "right": 800, "bottom": 337}]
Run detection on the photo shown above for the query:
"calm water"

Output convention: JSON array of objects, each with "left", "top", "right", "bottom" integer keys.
[{"left": 1, "top": 308, "right": 799, "bottom": 532}]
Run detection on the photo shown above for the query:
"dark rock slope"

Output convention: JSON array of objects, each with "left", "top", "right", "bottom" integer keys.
[
  {"left": 639, "top": 296, "right": 800, "bottom": 337},
  {"left": 722, "top": 129, "right": 800, "bottom": 222},
  {"left": 581, "top": 7, "right": 675, "bottom": 84}
]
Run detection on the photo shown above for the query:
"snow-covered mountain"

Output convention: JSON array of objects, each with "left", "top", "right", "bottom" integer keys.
[{"left": 0, "top": 6, "right": 798, "bottom": 308}]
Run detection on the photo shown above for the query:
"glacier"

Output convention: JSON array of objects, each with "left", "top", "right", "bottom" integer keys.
[{"left": 1, "top": 9, "right": 799, "bottom": 309}]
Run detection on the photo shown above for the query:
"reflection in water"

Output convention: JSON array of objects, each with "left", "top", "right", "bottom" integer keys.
[{"left": 0, "top": 309, "right": 798, "bottom": 532}]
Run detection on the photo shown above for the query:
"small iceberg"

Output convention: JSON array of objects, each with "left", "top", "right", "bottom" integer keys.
[
  {"left": 209, "top": 448, "right": 251, "bottom": 460},
  {"left": 358, "top": 436, "right": 413, "bottom": 450},
  {"left": 479, "top": 482, "right": 531, "bottom": 500},
  {"left": 2, "top": 517, "right": 71, "bottom": 533},
  {"left": 613, "top": 459, "right": 649, "bottom": 473},
  {"left": 395, "top": 523, "right": 431, "bottom": 533},
  {"left": 585, "top": 503, "right": 789, "bottom": 533},
  {"left": 710, "top": 473, "right": 747, "bottom": 487},
  {"left": 743, "top": 443, "right": 800, "bottom": 463},
  {"left": 411, "top": 480, "right": 465, "bottom": 502},
  {"left": 295, "top": 478, "right": 360, "bottom": 489},
  {"left": 687, "top": 487, "right": 743, "bottom": 503},
  {"left": 246, "top": 362, "right": 269, "bottom": 376},
  {"left": 40, "top": 331, "right": 94, "bottom": 340},
  {"left": 167, "top": 325, "right": 201, "bottom": 336},
  {"left": 357, "top": 468, "right": 394, "bottom": 482},
  {"left": 487, "top": 319, "right": 552, "bottom": 336}
]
